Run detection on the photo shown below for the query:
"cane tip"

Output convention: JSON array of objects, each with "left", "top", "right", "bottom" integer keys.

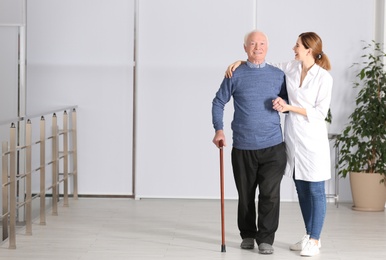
[{"left": 221, "top": 244, "right": 226, "bottom": 252}]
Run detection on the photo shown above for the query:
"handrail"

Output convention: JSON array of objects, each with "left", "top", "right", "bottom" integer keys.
[
  {"left": 0, "top": 106, "right": 78, "bottom": 126},
  {"left": 1, "top": 107, "right": 78, "bottom": 249}
]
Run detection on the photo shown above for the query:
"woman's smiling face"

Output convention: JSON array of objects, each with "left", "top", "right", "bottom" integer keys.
[{"left": 293, "top": 37, "right": 308, "bottom": 61}]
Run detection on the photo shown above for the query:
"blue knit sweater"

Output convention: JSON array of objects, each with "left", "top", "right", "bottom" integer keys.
[{"left": 212, "top": 61, "right": 287, "bottom": 150}]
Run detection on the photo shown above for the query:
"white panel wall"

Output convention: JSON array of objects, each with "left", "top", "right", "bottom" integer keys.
[
  {"left": 136, "top": 0, "right": 255, "bottom": 198},
  {"left": 136, "top": 0, "right": 378, "bottom": 201},
  {"left": 26, "top": 0, "right": 135, "bottom": 195},
  {"left": 0, "top": 0, "right": 23, "bottom": 123},
  {"left": 0, "top": 0, "right": 24, "bottom": 25},
  {"left": 0, "top": 27, "right": 18, "bottom": 123},
  {"left": 15, "top": 0, "right": 381, "bottom": 200},
  {"left": 255, "top": 0, "right": 376, "bottom": 202}
]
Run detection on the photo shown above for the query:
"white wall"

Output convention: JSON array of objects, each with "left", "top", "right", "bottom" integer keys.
[
  {"left": 0, "top": 0, "right": 23, "bottom": 25},
  {"left": 254, "top": 0, "right": 376, "bottom": 201},
  {"left": 0, "top": 27, "right": 19, "bottom": 123},
  {"left": 4, "top": 0, "right": 380, "bottom": 201},
  {"left": 136, "top": 0, "right": 255, "bottom": 198},
  {"left": 135, "top": 0, "right": 378, "bottom": 202},
  {"left": 0, "top": 0, "right": 22, "bottom": 123},
  {"left": 26, "top": 0, "right": 135, "bottom": 195}
]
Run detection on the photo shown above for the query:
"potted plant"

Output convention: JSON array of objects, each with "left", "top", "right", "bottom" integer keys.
[{"left": 336, "top": 41, "right": 386, "bottom": 212}]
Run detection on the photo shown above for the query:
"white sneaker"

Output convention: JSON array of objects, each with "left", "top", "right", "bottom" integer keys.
[
  {"left": 289, "top": 235, "right": 309, "bottom": 251},
  {"left": 300, "top": 239, "right": 320, "bottom": 257}
]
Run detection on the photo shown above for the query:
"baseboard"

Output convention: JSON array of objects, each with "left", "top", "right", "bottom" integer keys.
[{"left": 30, "top": 194, "right": 135, "bottom": 199}]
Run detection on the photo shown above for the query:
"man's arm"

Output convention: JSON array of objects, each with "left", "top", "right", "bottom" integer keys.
[
  {"left": 212, "top": 130, "right": 226, "bottom": 148},
  {"left": 272, "top": 97, "right": 307, "bottom": 116},
  {"left": 212, "top": 78, "right": 233, "bottom": 147},
  {"left": 278, "top": 75, "right": 289, "bottom": 104}
]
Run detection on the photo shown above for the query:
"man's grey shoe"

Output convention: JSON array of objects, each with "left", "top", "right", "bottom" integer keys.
[
  {"left": 258, "top": 243, "right": 274, "bottom": 254},
  {"left": 240, "top": 238, "right": 255, "bottom": 249}
]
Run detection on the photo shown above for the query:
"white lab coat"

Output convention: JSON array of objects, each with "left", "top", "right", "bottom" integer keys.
[{"left": 273, "top": 60, "right": 333, "bottom": 181}]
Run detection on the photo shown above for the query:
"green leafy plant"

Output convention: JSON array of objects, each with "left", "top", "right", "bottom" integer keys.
[
  {"left": 336, "top": 41, "right": 386, "bottom": 180},
  {"left": 325, "top": 108, "right": 332, "bottom": 124}
]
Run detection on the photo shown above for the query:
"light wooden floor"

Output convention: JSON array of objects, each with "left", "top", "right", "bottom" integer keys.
[{"left": 1, "top": 198, "right": 386, "bottom": 259}]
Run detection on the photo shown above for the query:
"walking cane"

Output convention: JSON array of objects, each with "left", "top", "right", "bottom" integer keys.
[{"left": 219, "top": 140, "right": 226, "bottom": 252}]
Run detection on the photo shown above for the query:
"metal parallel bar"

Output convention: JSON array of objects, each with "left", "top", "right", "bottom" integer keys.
[
  {"left": 25, "top": 120, "right": 32, "bottom": 235},
  {"left": 15, "top": 171, "right": 33, "bottom": 179},
  {"left": 16, "top": 145, "right": 28, "bottom": 150},
  {"left": 0, "top": 106, "right": 78, "bottom": 127},
  {"left": 2, "top": 142, "right": 9, "bottom": 241},
  {"left": 335, "top": 140, "right": 340, "bottom": 207},
  {"left": 326, "top": 134, "right": 340, "bottom": 208},
  {"left": 31, "top": 193, "right": 41, "bottom": 201},
  {"left": 17, "top": 193, "right": 42, "bottom": 208},
  {"left": 51, "top": 114, "right": 58, "bottom": 216},
  {"left": 40, "top": 117, "right": 46, "bottom": 225},
  {"left": 63, "top": 111, "right": 69, "bottom": 207},
  {"left": 9, "top": 124, "right": 17, "bottom": 249},
  {"left": 0, "top": 107, "right": 79, "bottom": 249},
  {"left": 3, "top": 165, "right": 41, "bottom": 182},
  {"left": 23, "top": 106, "right": 78, "bottom": 124},
  {"left": 71, "top": 109, "right": 78, "bottom": 199},
  {"left": 16, "top": 145, "right": 25, "bottom": 226}
]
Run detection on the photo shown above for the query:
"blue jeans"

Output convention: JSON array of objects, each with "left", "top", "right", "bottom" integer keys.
[{"left": 293, "top": 178, "right": 326, "bottom": 240}]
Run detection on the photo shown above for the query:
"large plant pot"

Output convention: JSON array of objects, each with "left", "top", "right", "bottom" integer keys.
[{"left": 349, "top": 172, "right": 386, "bottom": 212}]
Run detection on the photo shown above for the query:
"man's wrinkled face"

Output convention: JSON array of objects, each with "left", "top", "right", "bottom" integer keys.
[{"left": 244, "top": 32, "right": 268, "bottom": 64}]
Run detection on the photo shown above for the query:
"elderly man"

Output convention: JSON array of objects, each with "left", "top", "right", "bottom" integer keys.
[{"left": 211, "top": 30, "right": 287, "bottom": 254}]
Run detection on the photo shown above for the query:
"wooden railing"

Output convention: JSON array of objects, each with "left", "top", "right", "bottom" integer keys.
[{"left": 1, "top": 107, "right": 78, "bottom": 249}]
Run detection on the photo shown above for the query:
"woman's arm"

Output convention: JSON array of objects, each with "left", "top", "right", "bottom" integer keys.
[
  {"left": 225, "top": 60, "right": 291, "bottom": 78},
  {"left": 225, "top": 60, "right": 245, "bottom": 78},
  {"left": 272, "top": 97, "right": 307, "bottom": 116}
]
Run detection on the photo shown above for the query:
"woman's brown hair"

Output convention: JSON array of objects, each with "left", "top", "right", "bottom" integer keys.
[{"left": 299, "top": 32, "right": 331, "bottom": 71}]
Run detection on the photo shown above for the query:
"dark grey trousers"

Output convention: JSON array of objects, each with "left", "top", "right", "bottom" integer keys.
[{"left": 231, "top": 142, "right": 286, "bottom": 245}]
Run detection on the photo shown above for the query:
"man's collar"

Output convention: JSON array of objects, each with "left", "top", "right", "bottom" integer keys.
[{"left": 246, "top": 60, "right": 266, "bottom": 68}]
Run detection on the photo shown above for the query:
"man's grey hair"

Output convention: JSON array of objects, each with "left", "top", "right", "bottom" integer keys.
[{"left": 244, "top": 30, "right": 269, "bottom": 47}]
